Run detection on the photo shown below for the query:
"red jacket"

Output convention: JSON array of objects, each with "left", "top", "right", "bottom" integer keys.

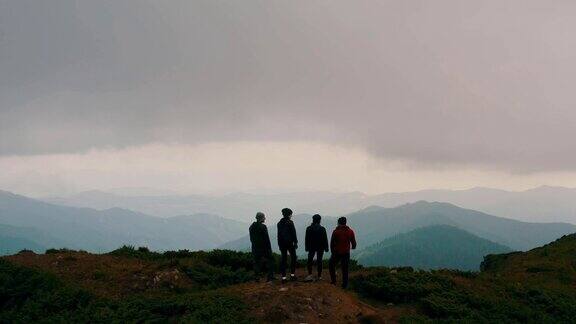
[{"left": 330, "top": 225, "right": 357, "bottom": 254}]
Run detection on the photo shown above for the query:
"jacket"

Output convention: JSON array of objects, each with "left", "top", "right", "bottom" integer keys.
[
  {"left": 305, "top": 223, "right": 329, "bottom": 252},
  {"left": 330, "top": 225, "right": 357, "bottom": 254},
  {"left": 249, "top": 221, "right": 272, "bottom": 256},
  {"left": 277, "top": 217, "right": 298, "bottom": 247}
]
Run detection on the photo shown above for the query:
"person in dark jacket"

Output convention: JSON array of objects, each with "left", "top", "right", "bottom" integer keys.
[
  {"left": 249, "top": 212, "right": 274, "bottom": 282},
  {"left": 277, "top": 207, "right": 298, "bottom": 283},
  {"left": 305, "top": 214, "right": 329, "bottom": 281},
  {"left": 329, "top": 217, "right": 357, "bottom": 288}
]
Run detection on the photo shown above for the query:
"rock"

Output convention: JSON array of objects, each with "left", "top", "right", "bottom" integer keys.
[
  {"left": 279, "top": 287, "right": 289, "bottom": 292},
  {"left": 390, "top": 269, "right": 398, "bottom": 274}
]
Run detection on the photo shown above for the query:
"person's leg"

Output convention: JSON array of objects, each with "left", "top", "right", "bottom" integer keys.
[
  {"left": 280, "top": 246, "right": 288, "bottom": 278},
  {"left": 289, "top": 246, "right": 297, "bottom": 279},
  {"left": 317, "top": 250, "right": 324, "bottom": 278},
  {"left": 265, "top": 255, "right": 275, "bottom": 281},
  {"left": 307, "top": 251, "right": 314, "bottom": 275},
  {"left": 253, "top": 254, "right": 263, "bottom": 279},
  {"left": 341, "top": 253, "right": 350, "bottom": 288},
  {"left": 329, "top": 253, "right": 338, "bottom": 284}
]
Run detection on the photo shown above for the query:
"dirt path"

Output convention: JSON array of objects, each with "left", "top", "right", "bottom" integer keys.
[{"left": 230, "top": 270, "right": 407, "bottom": 323}]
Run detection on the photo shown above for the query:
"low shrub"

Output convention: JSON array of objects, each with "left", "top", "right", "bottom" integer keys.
[{"left": 0, "top": 259, "right": 252, "bottom": 323}]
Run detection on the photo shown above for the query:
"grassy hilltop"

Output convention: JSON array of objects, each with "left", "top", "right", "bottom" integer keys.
[{"left": 2, "top": 234, "right": 576, "bottom": 323}]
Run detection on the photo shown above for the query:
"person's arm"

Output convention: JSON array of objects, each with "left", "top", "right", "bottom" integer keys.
[
  {"left": 291, "top": 221, "right": 298, "bottom": 246},
  {"left": 277, "top": 222, "right": 281, "bottom": 246},
  {"left": 322, "top": 227, "right": 329, "bottom": 252},
  {"left": 249, "top": 225, "right": 254, "bottom": 245},
  {"left": 330, "top": 231, "right": 336, "bottom": 253},
  {"left": 350, "top": 229, "right": 357, "bottom": 250},
  {"left": 305, "top": 227, "right": 310, "bottom": 252},
  {"left": 263, "top": 226, "right": 272, "bottom": 254}
]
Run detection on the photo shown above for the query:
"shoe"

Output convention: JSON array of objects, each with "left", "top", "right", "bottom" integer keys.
[
  {"left": 281, "top": 277, "right": 288, "bottom": 284},
  {"left": 304, "top": 274, "right": 314, "bottom": 282},
  {"left": 290, "top": 274, "right": 297, "bottom": 281}
]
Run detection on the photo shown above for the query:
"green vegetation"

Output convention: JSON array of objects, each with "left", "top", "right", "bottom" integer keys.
[
  {"left": 352, "top": 233, "right": 576, "bottom": 322},
  {"left": 108, "top": 246, "right": 256, "bottom": 289},
  {"left": 0, "top": 258, "right": 251, "bottom": 323},
  {"left": 356, "top": 225, "right": 512, "bottom": 270}
]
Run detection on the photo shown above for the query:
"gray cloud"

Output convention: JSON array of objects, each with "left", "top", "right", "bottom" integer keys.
[{"left": 1, "top": 0, "right": 576, "bottom": 171}]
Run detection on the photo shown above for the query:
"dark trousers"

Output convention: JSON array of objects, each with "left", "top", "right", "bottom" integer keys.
[
  {"left": 253, "top": 254, "right": 274, "bottom": 280},
  {"left": 307, "top": 250, "right": 324, "bottom": 277},
  {"left": 329, "top": 253, "right": 350, "bottom": 288},
  {"left": 279, "top": 245, "right": 297, "bottom": 277}
]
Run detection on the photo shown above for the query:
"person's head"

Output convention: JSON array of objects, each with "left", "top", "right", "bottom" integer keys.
[
  {"left": 338, "top": 216, "right": 347, "bottom": 226},
  {"left": 281, "top": 208, "right": 293, "bottom": 219},
  {"left": 255, "top": 212, "right": 266, "bottom": 223},
  {"left": 312, "top": 214, "right": 321, "bottom": 224}
]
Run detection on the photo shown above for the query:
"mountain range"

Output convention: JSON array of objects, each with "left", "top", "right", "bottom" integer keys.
[
  {"left": 44, "top": 186, "right": 576, "bottom": 223},
  {"left": 0, "top": 190, "right": 247, "bottom": 254},
  {"left": 3, "top": 189, "right": 576, "bottom": 267},
  {"left": 222, "top": 200, "right": 576, "bottom": 254}
]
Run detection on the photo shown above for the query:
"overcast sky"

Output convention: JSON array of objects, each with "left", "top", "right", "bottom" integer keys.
[{"left": 2, "top": 0, "right": 576, "bottom": 196}]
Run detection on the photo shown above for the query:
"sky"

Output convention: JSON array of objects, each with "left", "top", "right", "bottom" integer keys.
[{"left": 2, "top": 0, "right": 576, "bottom": 197}]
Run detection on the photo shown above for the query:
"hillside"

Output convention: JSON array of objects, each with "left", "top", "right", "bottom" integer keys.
[
  {"left": 481, "top": 233, "right": 576, "bottom": 287},
  {"left": 0, "top": 190, "right": 247, "bottom": 254},
  {"left": 1, "top": 248, "right": 392, "bottom": 323},
  {"left": 356, "top": 225, "right": 512, "bottom": 270},
  {"left": 3, "top": 233, "right": 576, "bottom": 323}
]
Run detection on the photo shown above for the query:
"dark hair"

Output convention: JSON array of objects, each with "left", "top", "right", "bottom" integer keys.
[
  {"left": 312, "top": 214, "right": 321, "bottom": 224},
  {"left": 281, "top": 208, "right": 293, "bottom": 217},
  {"left": 338, "top": 217, "right": 347, "bottom": 225}
]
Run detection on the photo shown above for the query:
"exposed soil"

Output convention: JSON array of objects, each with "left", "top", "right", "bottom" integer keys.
[
  {"left": 5, "top": 251, "right": 193, "bottom": 299},
  {"left": 231, "top": 270, "right": 415, "bottom": 324}
]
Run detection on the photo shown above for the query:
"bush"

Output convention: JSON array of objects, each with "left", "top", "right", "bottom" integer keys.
[
  {"left": 0, "top": 259, "right": 252, "bottom": 323},
  {"left": 180, "top": 262, "right": 254, "bottom": 289},
  {"left": 351, "top": 267, "right": 576, "bottom": 322},
  {"left": 45, "top": 248, "right": 80, "bottom": 254},
  {"left": 351, "top": 268, "right": 454, "bottom": 303}
]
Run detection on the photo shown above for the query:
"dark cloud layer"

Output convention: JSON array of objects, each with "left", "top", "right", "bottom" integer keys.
[{"left": 1, "top": 0, "right": 576, "bottom": 171}]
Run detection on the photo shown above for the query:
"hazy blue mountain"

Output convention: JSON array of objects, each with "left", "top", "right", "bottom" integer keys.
[
  {"left": 366, "top": 186, "right": 576, "bottom": 224},
  {"left": 355, "top": 225, "right": 512, "bottom": 270},
  {"left": 45, "top": 186, "right": 576, "bottom": 224},
  {"left": 0, "top": 224, "right": 57, "bottom": 255},
  {"left": 345, "top": 201, "right": 576, "bottom": 251},
  {"left": 0, "top": 190, "right": 247, "bottom": 253},
  {"left": 44, "top": 190, "right": 368, "bottom": 222},
  {"left": 221, "top": 201, "right": 576, "bottom": 253}
]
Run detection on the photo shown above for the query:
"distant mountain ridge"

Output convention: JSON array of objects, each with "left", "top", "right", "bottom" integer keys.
[
  {"left": 0, "top": 190, "right": 247, "bottom": 254},
  {"left": 356, "top": 225, "right": 512, "bottom": 270},
  {"left": 346, "top": 201, "right": 575, "bottom": 251},
  {"left": 44, "top": 185, "right": 576, "bottom": 223},
  {"left": 221, "top": 200, "right": 576, "bottom": 254}
]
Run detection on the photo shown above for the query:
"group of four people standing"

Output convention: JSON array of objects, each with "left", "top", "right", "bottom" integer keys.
[{"left": 249, "top": 208, "right": 357, "bottom": 288}]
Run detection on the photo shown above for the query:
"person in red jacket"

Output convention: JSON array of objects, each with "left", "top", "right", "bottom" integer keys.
[{"left": 329, "top": 216, "right": 357, "bottom": 288}]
